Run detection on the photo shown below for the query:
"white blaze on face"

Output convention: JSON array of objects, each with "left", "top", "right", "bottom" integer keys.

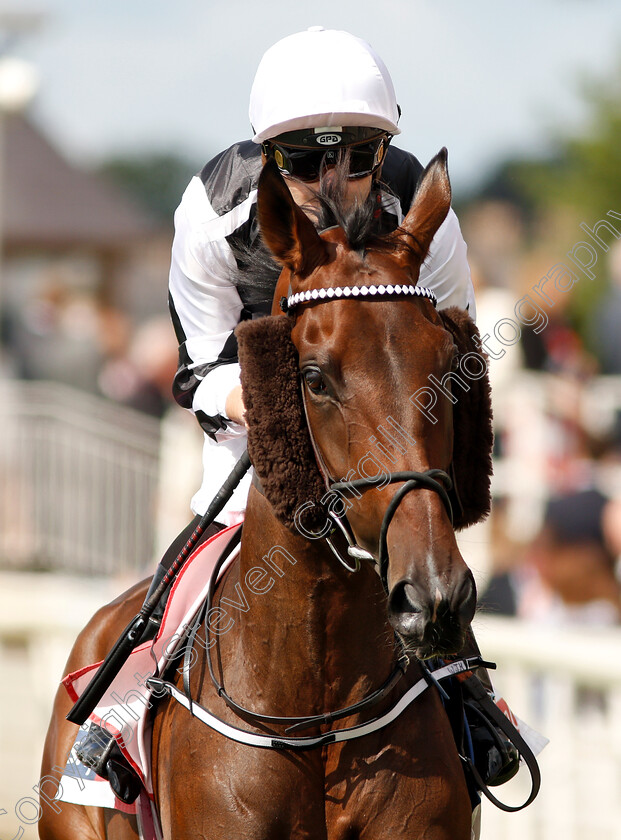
[{"left": 431, "top": 587, "right": 443, "bottom": 623}]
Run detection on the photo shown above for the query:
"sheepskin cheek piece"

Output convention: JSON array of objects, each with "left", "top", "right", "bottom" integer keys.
[
  {"left": 236, "top": 315, "right": 327, "bottom": 533},
  {"left": 236, "top": 307, "right": 493, "bottom": 535},
  {"left": 438, "top": 306, "right": 494, "bottom": 530}
]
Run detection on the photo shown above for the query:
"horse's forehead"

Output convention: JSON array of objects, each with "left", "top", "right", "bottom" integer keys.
[
  {"left": 316, "top": 231, "right": 367, "bottom": 282},
  {"left": 314, "top": 230, "right": 411, "bottom": 285},
  {"left": 294, "top": 291, "right": 443, "bottom": 359},
  {"left": 292, "top": 228, "right": 443, "bottom": 346}
]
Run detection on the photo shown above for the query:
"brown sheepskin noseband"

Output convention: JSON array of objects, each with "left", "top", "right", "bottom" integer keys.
[
  {"left": 236, "top": 315, "right": 326, "bottom": 532},
  {"left": 236, "top": 307, "right": 493, "bottom": 533},
  {"left": 438, "top": 306, "right": 494, "bottom": 529}
]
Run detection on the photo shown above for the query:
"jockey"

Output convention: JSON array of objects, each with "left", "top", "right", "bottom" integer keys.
[
  {"left": 78, "top": 26, "right": 518, "bottom": 800},
  {"left": 169, "top": 25, "right": 475, "bottom": 532},
  {"left": 151, "top": 24, "right": 477, "bottom": 627}
]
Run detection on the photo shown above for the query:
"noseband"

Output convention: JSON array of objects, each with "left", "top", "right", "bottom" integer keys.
[
  {"left": 330, "top": 471, "right": 453, "bottom": 592},
  {"left": 285, "top": 282, "right": 454, "bottom": 593}
]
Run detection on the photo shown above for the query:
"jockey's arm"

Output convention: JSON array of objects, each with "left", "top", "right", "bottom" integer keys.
[
  {"left": 421, "top": 208, "right": 476, "bottom": 319},
  {"left": 168, "top": 175, "right": 249, "bottom": 441}
]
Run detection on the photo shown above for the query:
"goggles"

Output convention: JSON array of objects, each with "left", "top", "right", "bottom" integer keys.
[{"left": 263, "top": 132, "right": 390, "bottom": 182}]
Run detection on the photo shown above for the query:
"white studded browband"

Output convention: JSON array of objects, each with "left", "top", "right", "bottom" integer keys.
[{"left": 283, "top": 283, "right": 437, "bottom": 312}]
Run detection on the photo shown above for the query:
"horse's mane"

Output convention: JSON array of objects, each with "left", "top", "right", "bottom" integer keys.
[{"left": 229, "top": 154, "right": 423, "bottom": 303}]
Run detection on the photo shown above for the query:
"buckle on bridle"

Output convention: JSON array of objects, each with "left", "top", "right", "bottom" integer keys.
[{"left": 324, "top": 509, "right": 375, "bottom": 573}]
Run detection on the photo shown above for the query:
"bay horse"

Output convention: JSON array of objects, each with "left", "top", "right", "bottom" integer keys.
[{"left": 39, "top": 150, "right": 493, "bottom": 840}]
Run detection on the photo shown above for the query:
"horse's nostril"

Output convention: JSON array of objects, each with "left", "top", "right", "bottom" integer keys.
[
  {"left": 451, "top": 570, "right": 477, "bottom": 626},
  {"left": 389, "top": 581, "right": 422, "bottom": 618},
  {"left": 388, "top": 580, "right": 427, "bottom": 639},
  {"left": 388, "top": 571, "right": 476, "bottom": 655}
]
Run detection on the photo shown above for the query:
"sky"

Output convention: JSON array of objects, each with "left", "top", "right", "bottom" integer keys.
[{"left": 9, "top": 0, "right": 621, "bottom": 194}]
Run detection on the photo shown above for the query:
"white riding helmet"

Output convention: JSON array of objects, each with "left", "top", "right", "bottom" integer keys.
[{"left": 249, "top": 27, "right": 401, "bottom": 144}]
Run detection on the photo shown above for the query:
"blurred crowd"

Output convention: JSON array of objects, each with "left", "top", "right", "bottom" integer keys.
[
  {"left": 0, "top": 271, "right": 178, "bottom": 420},
  {"left": 466, "top": 201, "right": 621, "bottom": 627}
]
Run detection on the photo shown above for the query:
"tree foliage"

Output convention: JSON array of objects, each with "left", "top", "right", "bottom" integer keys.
[
  {"left": 539, "top": 66, "right": 621, "bottom": 223},
  {"left": 473, "top": 60, "right": 621, "bottom": 226},
  {"left": 466, "top": 61, "right": 621, "bottom": 344}
]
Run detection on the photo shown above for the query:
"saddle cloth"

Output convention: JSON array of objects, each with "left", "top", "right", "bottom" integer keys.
[{"left": 58, "top": 523, "right": 243, "bottom": 823}]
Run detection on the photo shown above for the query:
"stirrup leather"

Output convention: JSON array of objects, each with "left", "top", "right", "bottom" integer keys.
[{"left": 460, "top": 674, "right": 541, "bottom": 812}]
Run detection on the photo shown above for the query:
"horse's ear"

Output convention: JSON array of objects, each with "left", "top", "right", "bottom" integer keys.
[
  {"left": 236, "top": 314, "right": 327, "bottom": 533},
  {"left": 398, "top": 148, "right": 452, "bottom": 265},
  {"left": 438, "top": 306, "right": 494, "bottom": 530},
  {"left": 257, "top": 158, "right": 330, "bottom": 277}
]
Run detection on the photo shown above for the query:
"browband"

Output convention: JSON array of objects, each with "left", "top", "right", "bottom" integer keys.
[{"left": 281, "top": 283, "right": 437, "bottom": 313}]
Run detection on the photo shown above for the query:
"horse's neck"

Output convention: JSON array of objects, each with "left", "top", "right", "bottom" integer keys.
[{"left": 223, "top": 487, "right": 397, "bottom": 714}]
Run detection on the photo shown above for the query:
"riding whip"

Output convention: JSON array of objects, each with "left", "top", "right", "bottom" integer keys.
[{"left": 66, "top": 450, "right": 251, "bottom": 726}]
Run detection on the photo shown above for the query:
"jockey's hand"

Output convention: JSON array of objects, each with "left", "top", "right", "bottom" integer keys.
[{"left": 225, "top": 385, "right": 247, "bottom": 427}]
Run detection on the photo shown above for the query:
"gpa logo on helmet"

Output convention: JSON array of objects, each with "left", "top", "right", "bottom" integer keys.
[{"left": 316, "top": 133, "right": 342, "bottom": 146}]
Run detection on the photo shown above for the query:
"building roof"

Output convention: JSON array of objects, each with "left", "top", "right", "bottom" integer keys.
[{"left": 3, "top": 113, "right": 159, "bottom": 250}]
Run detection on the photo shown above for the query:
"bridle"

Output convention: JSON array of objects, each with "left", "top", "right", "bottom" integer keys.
[
  {"left": 330, "top": 471, "right": 453, "bottom": 592},
  {"left": 285, "top": 281, "right": 454, "bottom": 593}
]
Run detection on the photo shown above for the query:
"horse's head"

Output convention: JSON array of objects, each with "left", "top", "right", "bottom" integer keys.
[{"left": 237, "top": 152, "right": 492, "bottom": 659}]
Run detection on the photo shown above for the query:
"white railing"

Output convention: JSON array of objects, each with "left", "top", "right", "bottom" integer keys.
[
  {"left": 474, "top": 615, "right": 621, "bottom": 840},
  {"left": 0, "top": 380, "right": 162, "bottom": 576},
  {"left": 0, "top": 572, "right": 123, "bottom": 840}
]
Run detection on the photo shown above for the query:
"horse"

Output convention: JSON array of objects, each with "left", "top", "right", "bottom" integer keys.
[{"left": 39, "top": 149, "right": 493, "bottom": 840}]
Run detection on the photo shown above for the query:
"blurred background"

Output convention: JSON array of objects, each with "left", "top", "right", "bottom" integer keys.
[{"left": 0, "top": 1, "right": 621, "bottom": 838}]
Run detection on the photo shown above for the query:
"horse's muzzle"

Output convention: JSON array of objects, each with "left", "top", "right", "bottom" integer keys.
[{"left": 387, "top": 569, "right": 477, "bottom": 658}]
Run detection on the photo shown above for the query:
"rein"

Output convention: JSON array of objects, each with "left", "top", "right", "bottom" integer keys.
[
  {"left": 179, "top": 523, "right": 408, "bottom": 736},
  {"left": 149, "top": 539, "right": 487, "bottom": 750},
  {"left": 148, "top": 536, "right": 489, "bottom": 753}
]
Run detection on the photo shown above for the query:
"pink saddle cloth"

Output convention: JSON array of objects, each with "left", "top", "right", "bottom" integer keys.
[{"left": 58, "top": 523, "right": 242, "bottom": 834}]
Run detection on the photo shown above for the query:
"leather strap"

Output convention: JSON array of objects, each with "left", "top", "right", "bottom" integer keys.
[
  {"left": 148, "top": 658, "right": 479, "bottom": 752},
  {"left": 460, "top": 674, "right": 541, "bottom": 812}
]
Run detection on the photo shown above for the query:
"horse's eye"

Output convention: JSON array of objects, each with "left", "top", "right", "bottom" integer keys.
[
  {"left": 451, "top": 352, "right": 461, "bottom": 372},
  {"left": 303, "top": 368, "right": 328, "bottom": 395}
]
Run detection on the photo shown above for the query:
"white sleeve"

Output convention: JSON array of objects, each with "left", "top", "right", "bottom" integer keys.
[
  {"left": 419, "top": 208, "right": 476, "bottom": 321},
  {"left": 168, "top": 176, "right": 250, "bottom": 440}
]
